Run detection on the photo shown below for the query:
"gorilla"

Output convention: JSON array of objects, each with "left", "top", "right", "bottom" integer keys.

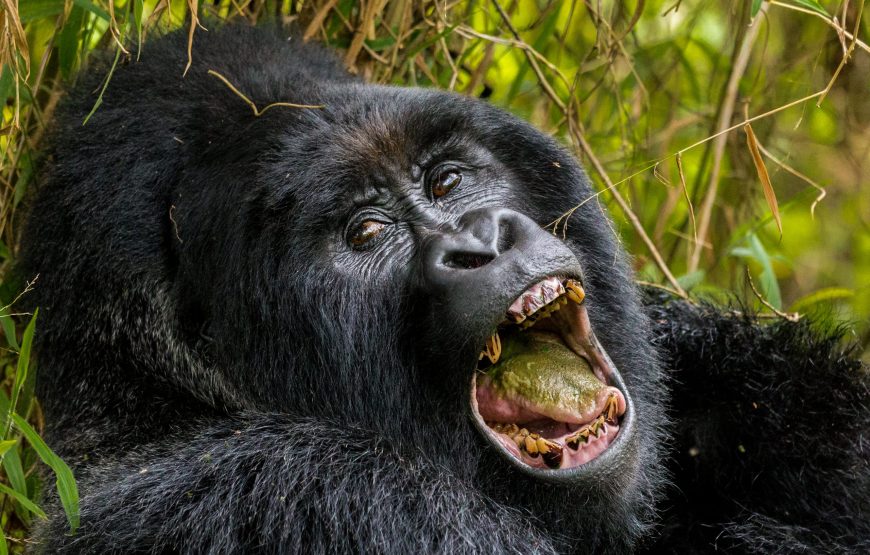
[{"left": 19, "top": 24, "right": 868, "bottom": 553}]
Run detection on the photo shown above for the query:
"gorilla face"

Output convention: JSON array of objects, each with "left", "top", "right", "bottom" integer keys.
[{"left": 170, "top": 82, "right": 662, "bottom": 539}]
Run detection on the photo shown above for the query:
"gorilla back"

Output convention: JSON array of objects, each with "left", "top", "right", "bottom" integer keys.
[{"left": 19, "top": 24, "right": 868, "bottom": 554}]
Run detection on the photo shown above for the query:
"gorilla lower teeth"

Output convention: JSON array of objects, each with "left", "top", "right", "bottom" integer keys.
[{"left": 523, "top": 436, "right": 539, "bottom": 456}]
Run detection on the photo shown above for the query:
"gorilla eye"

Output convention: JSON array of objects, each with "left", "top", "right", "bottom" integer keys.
[
  {"left": 349, "top": 219, "right": 387, "bottom": 248},
  {"left": 432, "top": 168, "right": 462, "bottom": 198}
]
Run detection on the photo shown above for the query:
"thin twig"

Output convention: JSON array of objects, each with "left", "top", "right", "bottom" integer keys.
[
  {"left": 746, "top": 268, "right": 800, "bottom": 322},
  {"left": 770, "top": 0, "right": 870, "bottom": 54},
  {"left": 756, "top": 143, "right": 827, "bottom": 218},
  {"left": 817, "top": 0, "right": 866, "bottom": 105},
  {"left": 689, "top": 1, "right": 768, "bottom": 272},
  {"left": 491, "top": 0, "right": 686, "bottom": 298},
  {"left": 207, "top": 70, "right": 324, "bottom": 115}
]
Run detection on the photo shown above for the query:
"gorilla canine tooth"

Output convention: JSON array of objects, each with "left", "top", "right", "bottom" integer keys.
[
  {"left": 605, "top": 394, "right": 618, "bottom": 423},
  {"left": 565, "top": 281, "right": 586, "bottom": 305},
  {"left": 483, "top": 333, "right": 502, "bottom": 364}
]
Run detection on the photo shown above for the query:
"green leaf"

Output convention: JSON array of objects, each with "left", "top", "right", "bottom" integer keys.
[
  {"left": 0, "top": 307, "right": 20, "bottom": 351},
  {"left": 3, "top": 443, "right": 26, "bottom": 494},
  {"left": 3, "top": 445, "right": 32, "bottom": 522},
  {"left": 787, "top": 0, "right": 831, "bottom": 18},
  {"left": 676, "top": 270, "right": 706, "bottom": 290},
  {"left": 0, "top": 530, "right": 6, "bottom": 555},
  {"left": 72, "top": 0, "right": 110, "bottom": 21},
  {"left": 0, "top": 483, "right": 47, "bottom": 520},
  {"left": 364, "top": 36, "right": 397, "bottom": 52},
  {"left": 134, "top": 0, "right": 145, "bottom": 58},
  {"left": 790, "top": 287, "right": 855, "bottom": 313},
  {"left": 13, "top": 152, "right": 33, "bottom": 209},
  {"left": 18, "top": 0, "right": 64, "bottom": 22},
  {"left": 83, "top": 47, "right": 123, "bottom": 125},
  {"left": 10, "top": 309, "right": 37, "bottom": 419},
  {"left": 0, "top": 439, "right": 16, "bottom": 457},
  {"left": 12, "top": 414, "right": 79, "bottom": 533},
  {"left": 730, "top": 234, "right": 782, "bottom": 310},
  {"left": 59, "top": 7, "right": 87, "bottom": 80},
  {"left": 751, "top": 0, "right": 763, "bottom": 17},
  {"left": 0, "top": 66, "right": 13, "bottom": 100}
]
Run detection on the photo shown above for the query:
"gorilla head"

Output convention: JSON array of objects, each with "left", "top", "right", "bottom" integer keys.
[{"left": 22, "top": 24, "right": 667, "bottom": 551}]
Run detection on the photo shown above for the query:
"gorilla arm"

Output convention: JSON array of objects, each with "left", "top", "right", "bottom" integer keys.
[
  {"left": 645, "top": 296, "right": 869, "bottom": 553},
  {"left": 37, "top": 415, "right": 554, "bottom": 554}
]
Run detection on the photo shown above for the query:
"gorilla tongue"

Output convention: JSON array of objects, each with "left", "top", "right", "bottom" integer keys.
[{"left": 475, "top": 332, "right": 618, "bottom": 426}]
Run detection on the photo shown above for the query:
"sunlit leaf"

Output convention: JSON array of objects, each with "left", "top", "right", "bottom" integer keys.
[
  {"left": 787, "top": 0, "right": 831, "bottom": 18},
  {"left": 790, "top": 287, "right": 855, "bottom": 313}
]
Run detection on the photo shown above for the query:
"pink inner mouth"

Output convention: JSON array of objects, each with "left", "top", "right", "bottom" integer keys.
[{"left": 471, "top": 276, "right": 627, "bottom": 471}]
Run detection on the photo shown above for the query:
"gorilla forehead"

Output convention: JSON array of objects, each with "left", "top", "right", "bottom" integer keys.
[{"left": 263, "top": 86, "right": 485, "bottom": 211}]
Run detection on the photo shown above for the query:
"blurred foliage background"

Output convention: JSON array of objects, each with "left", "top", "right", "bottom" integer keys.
[{"left": 0, "top": 0, "right": 868, "bottom": 549}]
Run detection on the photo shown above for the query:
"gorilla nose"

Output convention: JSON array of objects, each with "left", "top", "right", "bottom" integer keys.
[
  {"left": 434, "top": 208, "right": 516, "bottom": 271},
  {"left": 421, "top": 208, "right": 579, "bottom": 296}
]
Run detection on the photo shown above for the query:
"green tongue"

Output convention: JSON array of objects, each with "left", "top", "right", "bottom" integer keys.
[{"left": 482, "top": 331, "right": 605, "bottom": 417}]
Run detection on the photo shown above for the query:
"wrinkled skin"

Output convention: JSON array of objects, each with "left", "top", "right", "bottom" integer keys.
[{"left": 18, "top": 24, "right": 868, "bottom": 554}]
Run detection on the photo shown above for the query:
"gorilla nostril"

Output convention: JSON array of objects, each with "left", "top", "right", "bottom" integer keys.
[
  {"left": 443, "top": 251, "right": 496, "bottom": 270},
  {"left": 497, "top": 222, "right": 515, "bottom": 254}
]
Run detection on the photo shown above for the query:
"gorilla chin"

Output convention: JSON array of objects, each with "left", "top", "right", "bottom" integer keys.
[{"left": 469, "top": 275, "right": 634, "bottom": 479}]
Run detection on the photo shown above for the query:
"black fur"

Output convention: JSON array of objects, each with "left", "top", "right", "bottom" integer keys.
[
  {"left": 645, "top": 297, "right": 869, "bottom": 553},
  {"left": 18, "top": 24, "right": 867, "bottom": 554}
]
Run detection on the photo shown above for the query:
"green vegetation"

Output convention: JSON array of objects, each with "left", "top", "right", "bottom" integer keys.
[{"left": 1, "top": 0, "right": 868, "bottom": 549}]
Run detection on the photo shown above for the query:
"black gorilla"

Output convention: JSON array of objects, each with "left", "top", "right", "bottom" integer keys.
[{"left": 19, "top": 25, "right": 868, "bottom": 553}]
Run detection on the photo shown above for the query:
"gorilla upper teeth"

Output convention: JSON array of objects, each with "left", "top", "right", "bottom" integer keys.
[{"left": 505, "top": 277, "right": 584, "bottom": 326}]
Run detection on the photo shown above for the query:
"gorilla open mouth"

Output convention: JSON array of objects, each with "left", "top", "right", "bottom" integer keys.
[{"left": 470, "top": 277, "right": 629, "bottom": 472}]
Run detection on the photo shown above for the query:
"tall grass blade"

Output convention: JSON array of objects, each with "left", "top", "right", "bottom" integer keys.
[
  {"left": 0, "top": 483, "right": 46, "bottom": 519},
  {"left": 12, "top": 414, "right": 78, "bottom": 533}
]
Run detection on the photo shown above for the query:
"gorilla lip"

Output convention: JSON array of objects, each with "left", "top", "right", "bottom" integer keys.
[{"left": 470, "top": 277, "right": 628, "bottom": 471}]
